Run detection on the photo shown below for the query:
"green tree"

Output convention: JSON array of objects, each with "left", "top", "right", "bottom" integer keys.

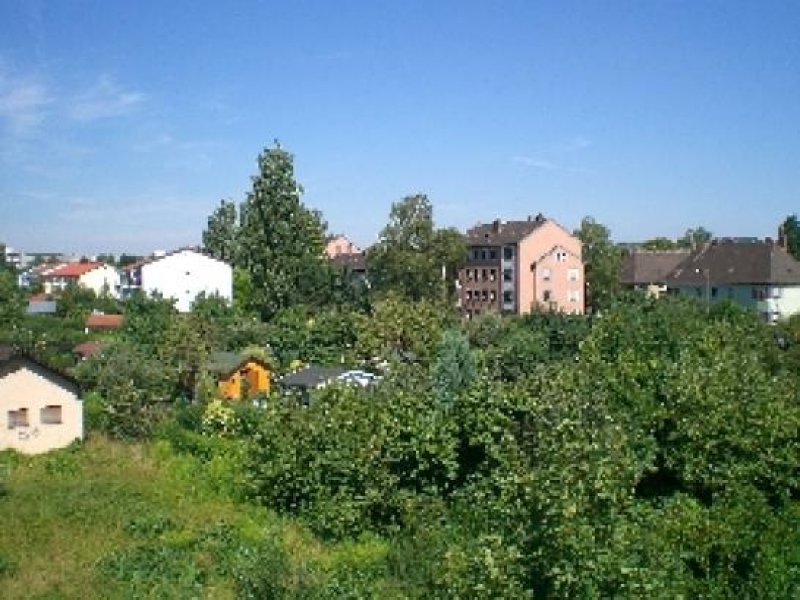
[
  {"left": 367, "top": 195, "right": 466, "bottom": 301},
  {"left": 0, "top": 269, "right": 25, "bottom": 339},
  {"left": 575, "top": 216, "right": 622, "bottom": 312},
  {"left": 432, "top": 328, "right": 475, "bottom": 406},
  {"left": 237, "top": 143, "right": 329, "bottom": 319},
  {"left": 640, "top": 237, "right": 678, "bottom": 251},
  {"left": 780, "top": 214, "right": 800, "bottom": 260},
  {"left": 678, "top": 226, "right": 713, "bottom": 249},
  {"left": 202, "top": 199, "right": 239, "bottom": 264}
]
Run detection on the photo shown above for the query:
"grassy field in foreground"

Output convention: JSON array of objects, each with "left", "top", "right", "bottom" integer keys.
[{"left": 0, "top": 436, "right": 396, "bottom": 600}]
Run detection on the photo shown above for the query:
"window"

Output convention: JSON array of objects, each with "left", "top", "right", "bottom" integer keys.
[
  {"left": 482, "top": 268, "right": 487, "bottom": 281},
  {"left": 465, "top": 290, "right": 472, "bottom": 300},
  {"left": 503, "top": 291, "right": 513, "bottom": 304},
  {"left": 8, "top": 408, "right": 29, "bottom": 429},
  {"left": 555, "top": 251, "right": 567, "bottom": 262},
  {"left": 542, "top": 268, "right": 552, "bottom": 281},
  {"left": 543, "top": 290, "right": 552, "bottom": 302},
  {"left": 489, "top": 249, "right": 498, "bottom": 260},
  {"left": 567, "top": 268, "right": 579, "bottom": 281},
  {"left": 472, "top": 249, "right": 480, "bottom": 260},
  {"left": 40, "top": 405, "right": 62, "bottom": 425},
  {"left": 772, "top": 287, "right": 783, "bottom": 299},
  {"left": 489, "top": 269, "right": 496, "bottom": 281},
  {"left": 481, "top": 290, "right": 488, "bottom": 301},
  {"left": 503, "top": 269, "right": 513, "bottom": 282},
  {"left": 503, "top": 247, "right": 514, "bottom": 260},
  {"left": 711, "top": 287, "right": 718, "bottom": 298},
  {"left": 481, "top": 250, "right": 487, "bottom": 260},
  {"left": 569, "top": 290, "right": 580, "bottom": 303},
  {"left": 489, "top": 290, "right": 496, "bottom": 302}
]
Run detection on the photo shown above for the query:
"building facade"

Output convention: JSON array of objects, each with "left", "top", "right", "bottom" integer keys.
[
  {"left": 458, "top": 215, "right": 584, "bottom": 317},
  {"left": 119, "top": 248, "right": 233, "bottom": 312},
  {"left": 1, "top": 347, "right": 83, "bottom": 454},
  {"left": 665, "top": 240, "right": 800, "bottom": 322},
  {"left": 40, "top": 262, "right": 120, "bottom": 298}
]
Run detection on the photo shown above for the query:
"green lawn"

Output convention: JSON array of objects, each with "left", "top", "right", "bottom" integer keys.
[{"left": 0, "top": 436, "right": 397, "bottom": 599}]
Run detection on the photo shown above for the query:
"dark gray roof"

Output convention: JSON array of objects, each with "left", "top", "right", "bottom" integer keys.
[
  {"left": 464, "top": 216, "right": 547, "bottom": 246},
  {"left": 0, "top": 344, "right": 81, "bottom": 393},
  {"left": 280, "top": 365, "right": 349, "bottom": 390},
  {"left": 332, "top": 252, "right": 367, "bottom": 271},
  {"left": 207, "top": 351, "right": 269, "bottom": 376},
  {"left": 620, "top": 251, "right": 690, "bottom": 285},
  {"left": 666, "top": 242, "right": 800, "bottom": 286}
]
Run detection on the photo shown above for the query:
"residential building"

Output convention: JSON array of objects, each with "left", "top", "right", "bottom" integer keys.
[
  {"left": 41, "top": 262, "right": 120, "bottom": 298},
  {"left": 207, "top": 352, "right": 272, "bottom": 400},
  {"left": 665, "top": 239, "right": 800, "bottom": 322},
  {"left": 620, "top": 250, "right": 690, "bottom": 297},
  {"left": 119, "top": 248, "right": 233, "bottom": 312},
  {"left": 331, "top": 251, "right": 368, "bottom": 282},
  {"left": 325, "top": 234, "right": 361, "bottom": 258},
  {"left": 458, "top": 214, "right": 584, "bottom": 317},
  {"left": 0, "top": 346, "right": 83, "bottom": 454}
]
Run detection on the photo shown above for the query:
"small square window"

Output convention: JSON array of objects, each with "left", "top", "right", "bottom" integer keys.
[
  {"left": 40, "top": 405, "right": 62, "bottom": 425},
  {"left": 8, "top": 408, "right": 29, "bottom": 429},
  {"left": 543, "top": 290, "right": 552, "bottom": 302},
  {"left": 503, "top": 247, "right": 514, "bottom": 260},
  {"left": 542, "top": 268, "right": 552, "bottom": 281}
]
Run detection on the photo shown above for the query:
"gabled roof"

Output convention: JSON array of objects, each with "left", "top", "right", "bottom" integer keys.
[
  {"left": 280, "top": 365, "right": 349, "bottom": 390},
  {"left": 620, "top": 251, "right": 691, "bottom": 285},
  {"left": 0, "top": 345, "right": 81, "bottom": 394},
  {"left": 331, "top": 252, "right": 367, "bottom": 271},
  {"left": 464, "top": 215, "right": 550, "bottom": 246},
  {"left": 73, "top": 341, "right": 105, "bottom": 358},
  {"left": 85, "top": 313, "right": 124, "bottom": 330},
  {"left": 42, "top": 262, "right": 106, "bottom": 278},
  {"left": 666, "top": 242, "right": 800, "bottom": 286},
  {"left": 124, "top": 247, "right": 231, "bottom": 271},
  {"left": 206, "top": 351, "right": 270, "bottom": 376}
]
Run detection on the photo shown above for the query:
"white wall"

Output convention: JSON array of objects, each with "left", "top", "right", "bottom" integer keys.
[
  {"left": 141, "top": 250, "right": 233, "bottom": 312},
  {"left": 80, "top": 265, "right": 121, "bottom": 298},
  {"left": 0, "top": 365, "right": 83, "bottom": 454}
]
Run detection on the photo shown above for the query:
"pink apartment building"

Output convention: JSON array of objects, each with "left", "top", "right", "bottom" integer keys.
[{"left": 458, "top": 214, "right": 584, "bottom": 317}]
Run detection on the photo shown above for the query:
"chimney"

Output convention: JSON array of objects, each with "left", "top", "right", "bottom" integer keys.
[{"left": 492, "top": 219, "right": 502, "bottom": 233}]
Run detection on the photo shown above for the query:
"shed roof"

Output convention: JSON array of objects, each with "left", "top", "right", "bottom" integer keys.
[
  {"left": 206, "top": 351, "right": 270, "bottom": 376},
  {"left": 280, "top": 365, "right": 349, "bottom": 390}
]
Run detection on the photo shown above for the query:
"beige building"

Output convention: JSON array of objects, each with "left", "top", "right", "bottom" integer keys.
[
  {"left": 325, "top": 234, "right": 361, "bottom": 258},
  {"left": 41, "top": 261, "right": 120, "bottom": 298},
  {"left": 1, "top": 347, "right": 83, "bottom": 454},
  {"left": 459, "top": 214, "right": 584, "bottom": 317}
]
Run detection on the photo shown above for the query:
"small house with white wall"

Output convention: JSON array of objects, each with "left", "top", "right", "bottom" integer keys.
[
  {"left": 119, "top": 248, "right": 232, "bottom": 312},
  {"left": 666, "top": 239, "right": 800, "bottom": 322},
  {"left": 40, "top": 261, "right": 120, "bottom": 298},
  {"left": 0, "top": 346, "right": 83, "bottom": 454}
]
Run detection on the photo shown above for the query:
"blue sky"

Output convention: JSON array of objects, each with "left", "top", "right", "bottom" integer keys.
[{"left": 1, "top": 1, "right": 799, "bottom": 254}]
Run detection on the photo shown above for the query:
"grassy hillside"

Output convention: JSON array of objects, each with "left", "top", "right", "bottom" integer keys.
[{"left": 0, "top": 436, "right": 398, "bottom": 600}]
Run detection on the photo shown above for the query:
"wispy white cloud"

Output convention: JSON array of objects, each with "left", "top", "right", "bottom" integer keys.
[
  {"left": 68, "top": 75, "right": 146, "bottom": 122},
  {"left": 511, "top": 156, "right": 560, "bottom": 170},
  {"left": 0, "top": 71, "right": 50, "bottom": 136}
]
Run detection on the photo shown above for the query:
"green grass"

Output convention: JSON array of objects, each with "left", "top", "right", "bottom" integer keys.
[{"left": 0, "top": 435, "right": 400, "bottom": 599}]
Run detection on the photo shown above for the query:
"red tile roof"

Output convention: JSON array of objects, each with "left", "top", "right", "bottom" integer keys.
[
  {"left": 85, "top": 313, "right": 124, "bottom": 330},
  {"left": 43, "top": 262, "right": 104, "bottom": 278},
  {"left": 73, "top": 341, "right": 104, "bottom": 358}
]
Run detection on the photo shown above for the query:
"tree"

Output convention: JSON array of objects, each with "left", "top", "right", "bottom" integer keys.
[
  {"left": 202, "top": 199, "right": 239, "bottom": 264},
  {"left": 432, "top": 329, "right": 475, "bottom": 406},
  {"left": 237, "top": 143, "right": 329, "bottom": 319},
  {"left": 367, "top": 194, "right": 466, "bottom": 301},
  {"left": 780, "top": 214, "right": 800, "bottom": 260},
  {"left": 640, "top": 237, "right": 678, "bottom": 251},
  {"left": 574, "top": 216, "right": 622, "bottom": 313},
  {"left": 678, "top": 226, "right": 713, "bottom": 249},
  {"left": 0, "top": 269, "right": 24, "bottom": 338}
]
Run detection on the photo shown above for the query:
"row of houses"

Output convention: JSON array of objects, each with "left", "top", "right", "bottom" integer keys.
[
  {"left": 621, "top": 234, "right": 800, "bottom": 322},
  {"left": 22, "top": 248, "right": 233, "bottom": 312}
]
